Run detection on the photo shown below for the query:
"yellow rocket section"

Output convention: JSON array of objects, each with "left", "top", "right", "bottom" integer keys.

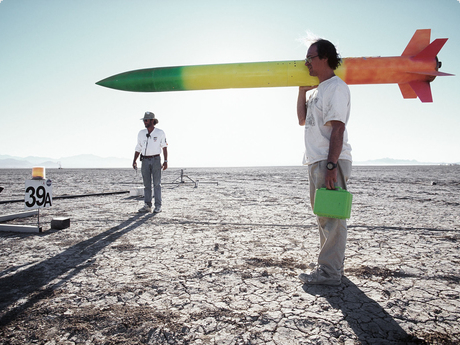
[{"left": 180, "top": 60, "right": 320, "bottom": 90}]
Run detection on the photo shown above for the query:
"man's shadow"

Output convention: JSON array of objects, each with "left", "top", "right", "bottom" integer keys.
[
  {"left": 301, "top": 277, "right": 422, "bottom": 344},
  {"left": 0, "top": 212, "right": 156, "bottom": 327}
]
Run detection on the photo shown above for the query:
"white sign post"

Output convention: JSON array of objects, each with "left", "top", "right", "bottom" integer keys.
[{"left": 25, "top": 179, "right": 52, "bottom": 230}]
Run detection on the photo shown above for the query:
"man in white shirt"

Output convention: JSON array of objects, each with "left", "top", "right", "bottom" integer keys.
[
  {"left": 133, "top": 112, "right": 168, "bottom": 213},
  {"left": 296, "top": 39, "right": 352, "bottom": 286}
]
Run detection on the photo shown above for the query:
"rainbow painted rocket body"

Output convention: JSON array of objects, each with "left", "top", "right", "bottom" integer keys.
[{"left": 96, "top": 29, "right": 453, "bottom": 102}]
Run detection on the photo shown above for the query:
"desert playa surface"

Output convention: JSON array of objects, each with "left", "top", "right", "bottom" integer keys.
[{"left": 0, "top": 165, "right": 459, "bottom": 344}]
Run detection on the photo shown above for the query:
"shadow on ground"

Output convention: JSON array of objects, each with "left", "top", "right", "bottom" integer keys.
[
  {"left": 0, "top": 212, "right": 156, "bottom": 327},
  {"left": 302, "top": 277, "right": 424, "bottom": 344}
]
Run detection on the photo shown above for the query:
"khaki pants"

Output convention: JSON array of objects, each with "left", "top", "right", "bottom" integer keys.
[{"left": 308, "top": 160, "right": 352, "bottom": 279}]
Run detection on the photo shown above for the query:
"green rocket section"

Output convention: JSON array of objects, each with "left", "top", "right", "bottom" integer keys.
[
  {"left": 96, "top": 60, "right": 320, "bottom": 92},
  {"left": 96, "top": 66, "right": 186, "bottom": 92}
]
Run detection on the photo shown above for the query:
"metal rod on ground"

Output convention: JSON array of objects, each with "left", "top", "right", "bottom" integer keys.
[
  {"left": 163, "top": 169, "right": 218, "bottom": 188},
  {"left": 37, "top": 209, "right": 42, "bottom": 232},
  {"left": 0, "top": 210, "right": 38, "bottom": 222}
]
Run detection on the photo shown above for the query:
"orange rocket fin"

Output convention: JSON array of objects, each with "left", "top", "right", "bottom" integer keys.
[
  {"left": 402, "top": 29, "right": 431, "bottom": 56},
  {"left": 398, "top": 83, "right": 418, "bottom": 99},
  {"left": 399, "top": 30, "right": 453, "bottom": 102},
  {"left": 398, "top": 80, "right": 435, "bottom": 103},
  {"left": 409, "top": 71, "right": 455, "bottom": 77},
  {"left": 398, "top": 81, "right": 433, "bottom": 102},
  {"left": 412, "top": 38, "right": 448, "bottom": 61},
  {"left": 409, "top": 81, "right": 433, "bottom": 103}
]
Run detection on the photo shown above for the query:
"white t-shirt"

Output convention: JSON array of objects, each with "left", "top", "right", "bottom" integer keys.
[
  {"left": 303, "top": 76, "right": 352, "bottom": 165},
  {"left": 135, "top": 127, "right": 168, "bottom": 156}
]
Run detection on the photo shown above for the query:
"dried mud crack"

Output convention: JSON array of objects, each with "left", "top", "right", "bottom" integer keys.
[{"left": 1, "top": 166, "right": 459, "bottom": 344}]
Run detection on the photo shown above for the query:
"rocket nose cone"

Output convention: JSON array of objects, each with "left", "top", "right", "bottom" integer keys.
[
  {"left": 95, "top": 71, "right": 134, "bottom": 90},
  {"left": 95, "top": 69, "right": 156, "bottom": 92},
  {"left": 95, "top": 77, "right": 113, "bottom": 88}
]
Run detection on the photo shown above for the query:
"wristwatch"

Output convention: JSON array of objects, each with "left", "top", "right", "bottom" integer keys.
[{"left": 326, "top": 162, "right": 337, "bottom": 170}]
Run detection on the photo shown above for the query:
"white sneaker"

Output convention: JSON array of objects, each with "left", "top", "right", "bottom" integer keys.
[
  {"left": 138, "top": 204, "right": 152, "bottom": 213},
  {"left": 299, "top": 268, "right": 341, "bottom": 286},
  {"left": 153, "top": 207, "right": 162, "bottom": 213}
]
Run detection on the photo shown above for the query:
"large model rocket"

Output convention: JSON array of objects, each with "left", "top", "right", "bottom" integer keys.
[{"left": 96, "top": 29, "right": 453, "bottom": 102}]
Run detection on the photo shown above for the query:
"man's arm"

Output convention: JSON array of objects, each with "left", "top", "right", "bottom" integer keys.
[
  {"left": 133, "top": 151, "right": 140, "bottom": 170},
  {"left": 325, "top": 120, "right": 345, "bottom": 189},
  {"left": 297, "top": 86, "right": 317, "bottom": 126},
  {"left": 162, "top": 147, "right": 168, "bottom": 170}
]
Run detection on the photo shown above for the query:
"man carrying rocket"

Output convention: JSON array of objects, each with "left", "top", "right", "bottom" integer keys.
[{"left": 297, "top": 39, "right": 352, "bottom": 286}]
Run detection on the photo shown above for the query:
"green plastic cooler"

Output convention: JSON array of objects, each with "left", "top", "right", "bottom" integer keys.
[{"left": 313, "top": 187, "right": 353, "bottom": 219}]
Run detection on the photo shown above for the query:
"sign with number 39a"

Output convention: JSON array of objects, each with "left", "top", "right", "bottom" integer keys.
[{"left": 25, "top": 179, "right": 53, "bottom": 210}]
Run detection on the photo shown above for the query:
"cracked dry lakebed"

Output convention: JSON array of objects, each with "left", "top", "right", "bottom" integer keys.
[{"left": 0, "top": 166, "right": 459, "bottom": 344}]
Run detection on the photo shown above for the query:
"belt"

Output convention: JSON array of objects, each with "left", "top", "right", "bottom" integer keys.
[{"left": 143, "top": 154, "right": 160, "bottom": 158}]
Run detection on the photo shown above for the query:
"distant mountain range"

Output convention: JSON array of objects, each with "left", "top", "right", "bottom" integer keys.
[
  {"left": 0, "top": 155, "right": 457, "bottom": 169},
  {"left": 0, "top": 154, "right": 131, "bottom": 169},
  {"left": 354, "top": 158, "right": 458, "bottom": 166}
]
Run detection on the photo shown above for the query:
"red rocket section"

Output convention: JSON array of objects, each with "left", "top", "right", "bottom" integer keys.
[{"left": 342, "top": 29, "right": 453, "bottom": 102}]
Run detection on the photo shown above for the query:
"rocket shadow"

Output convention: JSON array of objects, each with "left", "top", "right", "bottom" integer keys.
[
  {"left": 0, "top": 212, "right": 156, "bottom": 327},
  {"left": 301, "top": 277, "right": 421, "bottom": 344}
]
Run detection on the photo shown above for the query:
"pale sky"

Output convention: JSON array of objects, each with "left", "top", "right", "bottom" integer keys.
[{"left": 1, "top": 0, "right": 459, "bottom": 167}]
